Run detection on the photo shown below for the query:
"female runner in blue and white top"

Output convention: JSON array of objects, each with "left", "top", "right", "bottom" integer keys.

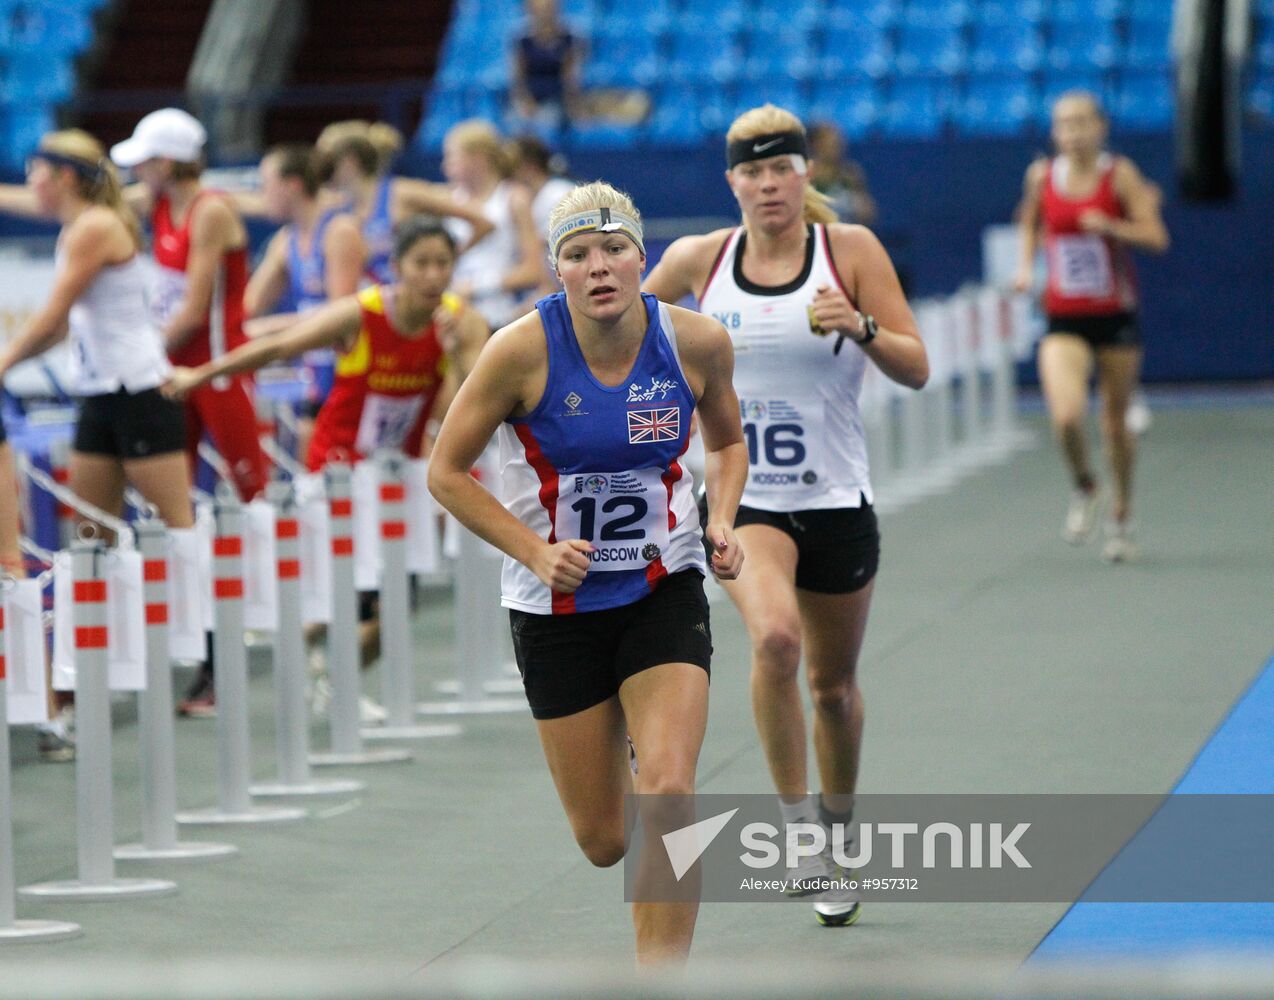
[
  {"left": 0, "top": 129, "right": 194, "bottom": 533},
  {"left": 646, "top": 104, "right": 929, "bottom": 929},
  {"left": 429, "top": 182, "right": 747, "bottom": 965}
]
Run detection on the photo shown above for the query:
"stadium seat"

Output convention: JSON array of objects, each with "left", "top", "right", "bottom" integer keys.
[
  {"left": 880, "top": 77, "right": 949, "bottom": 137},
  {"left": 0, "top": 52, "right": 74, "bottom": 101},
  {"left": 729, "top": 81, "right": 806, "bottom": 121},
  {"left": 666, "top": 28, "right": 744, "bottom": 84},
  {"left": 894, "top": 23, "right": 967, "bottom": 76},
  {"left": 646, "top": 90, "right": 706, "bottom": 146},
  {"left": 752, "top": 0, "right": 824, "bottom": 34},
  {"left": 807, "top": 79, "right": 879, "bottom": 139},
  {"left": 741, "top": 26, "right": 815, "bottom": 80},
  {"left": 969, "top": 22, "right": 1044, "bottom": 73},
  {"left": 1127, "top": 0, "right": 1173, "bottom": 21},
  {"left": 1046, "top": 20, "right": 1120, "bottom": 71},
  {"left": 0, "top": 105, "right": 54, "bottom": 171},
  {"left": 818, "top": 24, "right": 892, "bottom": 79},
  {"left": 568, "top": 119, "right": 640, "bottom": 150},
  {"left": 676, "top": 0, "right": 745, "bottom": 33},
  {"left": 824, "top": 0, "right": 896, "bottom": 31},
  {"left": 955, "top": 75, "right": 1036, "bottom": 136},
  {"left": 581, "top": 28, "right": 659, "bottom": 88},
  {"left": 898, "top": 0, "right": 971, "bottom": 30},
  {"left": 1049, "top": 0, "right": 1124, "bottom": 23},
  {"left": 971, "top": 0, "right": 1046, "bottom": 26},
  {"left": 1113, "top": 68, "right": 1173, "bottom": 130},
  {"left": 1125, "top": 17, "right": 1172, "bottom": 70}
]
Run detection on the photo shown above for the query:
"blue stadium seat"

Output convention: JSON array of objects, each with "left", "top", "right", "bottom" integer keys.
[
  {"left": 1127, "top": 0, "right": 1173, "bottom": 21},
  {"left": 741, "top": 26, "right": 815, "bottom": 80},
  {"left": 729, "top": 81, "right": 806, "bottom": 121},
  {"left": 880, "top": 78, "right": 949, "bottom": 137},
  {"left": 894, "top": 23, "right": 967, "bottom": 76},
  {"left": 971, "top": 0, "right": 1045, "bottom": 26},
  {"left": 1125, "top": 17, "right": 1172, "bottom": 69},
  {"left": 1046, "top": 20, "right": 1119, "bottom": 71},
  {"left": 899, "top": 0, "right": 971, "bottom": 29},
  {"left": 824, "top": 0, "right": 896, "bottom": 31},
  {"left": 693, "top": 83, "right": 734, "bottom": 132},
  {"left": 676, "top": 0, "right": 745, "bottom": 33},
  {"left": 819, "top": 24, "right": 892, "bottom": 78},
  {"left": 753, "top": 0, "right": 824, "bottom": 33},
  {"left": 1049, "top": 0, "right": 1123, "bottom": 23},
  {"left": 569, "top": 120, "right": 640, "bottom": 150},
  {"left": 581, "top": 28, "right": 659, "bottom": 87},
  {"left": 666, "top": 28, "right": 744, "bottom": 83},
  {"left": 955, "top": 75, "right": 1036, "bottom": 135},
  {"left": 1113, "top": 68, "right": 1173, "bottom": 130},
  {"left": 0, "top": 52, "right": 74, "bottom": 101},
  {"left": 0, "top": 106, "right": 54, "bottom": 171},
  {"left": 646, "top": 90, "right": 706, "bottom": 146},
  {"left": 969, "top": 22, "right": 1044, "bottom": 73},
  {"left": 807, "top": 79, "right": 879, "bottom": 139}
]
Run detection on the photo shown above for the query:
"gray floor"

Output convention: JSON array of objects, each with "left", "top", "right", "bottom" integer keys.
[{"left": 3, "top": 404, "right": 1272, "bottom": 985}]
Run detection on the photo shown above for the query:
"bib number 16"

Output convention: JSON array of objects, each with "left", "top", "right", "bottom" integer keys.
[{"left": 743, "top": 422, "right": 806, "bottom": 467}]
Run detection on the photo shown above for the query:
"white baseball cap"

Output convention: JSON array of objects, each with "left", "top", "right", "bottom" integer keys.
[{"left": 110, "top": 108, "right": 207, "bottom": 167}]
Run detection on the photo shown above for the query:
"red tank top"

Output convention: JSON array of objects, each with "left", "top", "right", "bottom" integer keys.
[
  {"left": 1040, "top": 155, "right": 1138, "bottom": 317},
  {"left": 151, "top": 190, "right": 249, "bottom": 366},
  {"left": 305, "top": 285, "right": 450, "bottom": 470}
]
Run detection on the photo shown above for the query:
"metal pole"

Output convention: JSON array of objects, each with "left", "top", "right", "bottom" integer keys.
[
  {"left": 21, "top": 541, "right": 177, "bottom": 900},
  {"left": 310, "top": 463, "right": 412, "bottom": 766},
  {"left": 0, "top": 588, "right": 81, "bottom": 941},
  {"left": 363, "top": 452, "right": 461, "bottom": 742},
  {"left": 251, "top": 481, "right": 364, "bottom": 796},
  {"left": 177, "top": 486, "right": 307, "bottom": 824},
  {"left": 115, "top": 520, "right": 238, "bottom": 861}
]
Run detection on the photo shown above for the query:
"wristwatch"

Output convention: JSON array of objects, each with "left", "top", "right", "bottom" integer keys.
[{"left": 854, "top": 311, "right": 878, "bottom": 344}]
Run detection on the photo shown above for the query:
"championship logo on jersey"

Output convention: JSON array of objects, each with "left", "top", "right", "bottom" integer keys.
[{"left": 627, "top": 406, "right": 680, "bottom": 445}]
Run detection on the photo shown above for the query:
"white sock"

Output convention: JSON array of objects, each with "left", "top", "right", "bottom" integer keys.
[{"left": 777, "top": 793, "right": 816, "bottom": 828}]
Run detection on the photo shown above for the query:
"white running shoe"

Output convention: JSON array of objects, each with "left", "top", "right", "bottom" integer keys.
[
  {"left": 784, "top": 845, "right": 834, "bottom": 898},
  {"left": 309, "top": 676, "right": 387, "bottom": 724},
  {"left": 1101, "top": 520, "right": 1138, "bottom": 563},
  {"left": 1062, "top": 488, "right": 1102, "bottom": 544},
  {"left": 1125, "top": 390, "right": 1152, "bottom": 436},
  {"left": 813, "top": 839, "right": 862, "bottom": 927}
]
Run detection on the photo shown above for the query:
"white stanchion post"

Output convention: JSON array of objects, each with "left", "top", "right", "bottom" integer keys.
[
  {"left": 988, "top": 289, "right": 1035, "bottom": 453},
  {"left": 20, "top": 541, "right": 177, "bottom": 900},
  {"left": 418, "top": 525, "right": 527, "bottom": 717},
  {"left": 363, "top": 453, "right": 462, "bottom": 742},
  {"left": 860, "top": 363, "right": 897, "bottom": 512},
  {"left": 0, "top": 584, "right": 82, "bottom": 941},
  {"left": 310, "top": 463, "right": 412, "bottom": 766},
  {"left": 251, "top": 481, "right": 363, "bottom": 797},
  {"left": 177, "top": 487, "right": 307, "bottom": 824},
  {"left": 952, "top": 292, "right": 990, "bottom": 464},
  {"left": 114, "top": 519, "right": 238, "bottom": 861}
]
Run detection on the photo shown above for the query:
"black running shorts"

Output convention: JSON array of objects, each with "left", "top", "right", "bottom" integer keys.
[
  {"left": 735, "top": 500, "right": 880, "bottom": 594},
  {"left": 1045, "top": 311, "right": 1141, "bottom": 350},
  {"left": 508, "top": 568, "right": 712, "bottom": 720},
  {"left": 74, "top": 387, "right": 186, "bottom": 460}
]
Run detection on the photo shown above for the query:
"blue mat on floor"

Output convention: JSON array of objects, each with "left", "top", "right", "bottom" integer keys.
[{"left": 1031, "top": 653, "right": 1274, "bottom": 960}]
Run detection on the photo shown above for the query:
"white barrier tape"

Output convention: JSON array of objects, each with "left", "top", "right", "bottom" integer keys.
[{"left": 15, "top": 454, "right": 135, "bottom": 548}]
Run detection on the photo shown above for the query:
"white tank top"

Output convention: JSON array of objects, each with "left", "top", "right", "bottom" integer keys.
[
  {"left": 531, "top": 177, "right": 576, "bottom": 237},
  {"left": 56, "top": 248, "right": 172, "bottom": 396},
  {"left": 699, "top": 223, "right": 872, "bottom": 511},
  {"left": 446, "top": 180, "right": 522, "bottom": 330}
]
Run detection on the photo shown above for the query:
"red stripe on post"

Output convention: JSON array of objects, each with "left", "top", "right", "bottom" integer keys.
[
  {"left": 214, "top": 578, "right": 244, "bottom": 600},
  {"left": 213, "top": 537, "right": 242, "bottom": 557},
  {"left": 145, "top": 603, "right": 168, "bottom": 625},
  {"left": 382, "top": 522, "right": 406, "bottom": 539},
  {"left": 75, "top": 626, "right": 109, "bottom": 649},
  {"left": 380, "top": 484, "right": 406, "bottom": 503},
  {"left": 74, "top": 580, "right": 108, "bottom": 603},
  {"left": 332, "top": 537, "right": 354, "bottom": 557},
  {"left": 330, "top": 498, "right": 353, "bottom": 518},
  {"left": 276, "top": 519, "right": 299, "bottom": 539},
  {"left": 0, "top": 654, "right": 5, "bottom": 680},
  {"left": 278, "top": 558, "right": 300, "bottom": 579},
  {"left": 143, "top": 559, "right": 167, "bottom": 582}
]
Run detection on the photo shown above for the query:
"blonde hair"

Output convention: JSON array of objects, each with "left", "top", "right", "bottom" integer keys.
[
  {"left": 316, "top": 119, "right": 371, "bottom": 154},
  {"left": 366, "top": 122, "right": 404, "bottom": 172},
  {"left": 546, "top": 180, "right": 641, "bottom": 243},
  {"left": 726, "top": 104, "right": 837, "bottom": 226},
  {"left": 445, "top": 119, "right": 511, "bottom": 178},
  {"left": 37, "top": 129, "right": 142, "bottom": 246}
]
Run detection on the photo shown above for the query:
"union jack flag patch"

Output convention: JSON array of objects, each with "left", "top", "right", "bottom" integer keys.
[{"left": 627, "top": 406, "right": 680, "bottom": 444}]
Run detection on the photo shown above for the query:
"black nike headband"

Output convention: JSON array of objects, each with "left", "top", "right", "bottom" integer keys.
[{"left": 726, "top": 130, "right": 808, "bottom": 169}]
